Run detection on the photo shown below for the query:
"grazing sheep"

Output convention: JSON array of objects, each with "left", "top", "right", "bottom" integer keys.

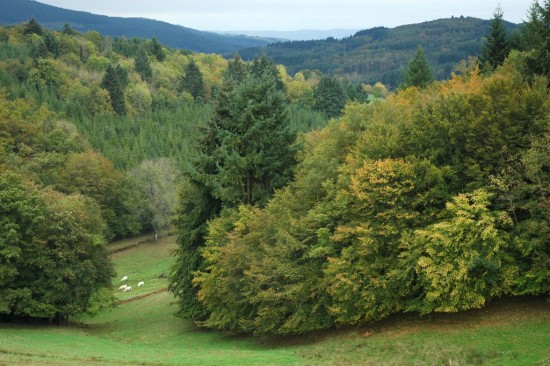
[
  {"left": 121, "top": 275, "right": 128, "bottom": 282},
  {"left": 138, "top": 281, "right": 144, "bottom": 287},
  {"left": 123, "top": 286, "right": 132, "bottom": 292},
  {"left": 118, "top": 284, "right": 128, "bottom": 290}
]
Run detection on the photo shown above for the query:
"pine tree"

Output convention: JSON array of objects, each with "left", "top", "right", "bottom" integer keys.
[
  {"left": 480, "top": 6, "right": 510, "bottom": 70},
  {"left": 401, "top": 46, "right": 434, "bottom": 89}
]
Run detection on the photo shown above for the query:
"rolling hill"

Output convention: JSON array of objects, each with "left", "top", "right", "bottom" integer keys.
[
  {"left": 239, "top": 17, "right": 521, "bottom": 87},
  {"left": 0, "top": 0, "right": 271, "bottom": 54}
]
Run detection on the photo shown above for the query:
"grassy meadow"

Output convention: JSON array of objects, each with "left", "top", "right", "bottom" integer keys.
[{"left": 0, "top": 235, "right": 549, "bottom": 366}]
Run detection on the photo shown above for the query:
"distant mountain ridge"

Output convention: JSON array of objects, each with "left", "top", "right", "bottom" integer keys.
[
  {"left": 0, "top": 0, "right": 271, "bottom": 54},
  {"left": 221, "top": 29, "right": 360, "bottom": 41}
]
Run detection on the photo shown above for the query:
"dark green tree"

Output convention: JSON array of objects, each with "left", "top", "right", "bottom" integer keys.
[
  {"left": 23, "top": 18, "right": 43, "bottom": 36},
  {"left": 203, "top": 56, "right": 296, "bottom": 206},
  {"left": 62, "top": 23, "right": 77, "bottom": 35},
  {"left": 313, "top": 75, "right": 346, "bottom": 118},
  {"left": 401, "top": 46, "right": 434, "bottom": 89},
  {"left": 169, "top": 56, "right": 297, "bottom": 320},
  {"left": 0, "top": 172, "right": 114, "bottom": 324},
  {"left": 101, "top": 64, "right": 127, "bottom": 115},
  {"left": 134, "top": 47, "right": 152, "bottom": 82},
  {"left": 179, "top": 60, "right": 205, "bottom": 101},
  {"left": 479, "top": 6, "right": 510, "bottom": 70},
  {"left": 148, "top": 37, "right": 166, "bottom": 62},
  {"left": 521, "top": 0, "right": 550, "bottom": 79},
  {"left": 43, "top": 31, "right": 61, "bottom": 58}
]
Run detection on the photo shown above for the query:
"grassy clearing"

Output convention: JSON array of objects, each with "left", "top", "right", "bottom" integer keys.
[
  {"left": 110, "top": 234, "right": 175, "bottom": 301},
  {"left": 1, "top": 234, "right": 549, "bottom": 365}
]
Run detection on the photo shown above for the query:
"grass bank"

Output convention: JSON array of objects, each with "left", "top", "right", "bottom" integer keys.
[{"left": 1, "top": 235, "right": 548, "bottom": 365}]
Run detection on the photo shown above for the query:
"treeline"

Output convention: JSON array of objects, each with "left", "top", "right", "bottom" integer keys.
[
  {"left": 239, "top": 16, "right": 520, "bottom": 87},
  {"left": 169, "top": 3, "right": 550, "bottom": 335}
]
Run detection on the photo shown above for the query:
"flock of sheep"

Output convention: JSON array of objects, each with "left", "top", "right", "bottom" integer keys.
[{"left": 118, "top": 275, "right": 144, "bottom": 292}]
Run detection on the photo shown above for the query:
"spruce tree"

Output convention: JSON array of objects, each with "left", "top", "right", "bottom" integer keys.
[
  {"left": 521, "top": 0, "right": 550, "bottom": 79},
  {"left": 148, "top": 37, "right": 166, "bottom": 62},
  {"left": 179, "top": 60, "right": 205, "bottom": 101},
  {"left": 313, "top": 75, "right": 346, "bottom": 118},
  {"left": 101, "top": 65, "right": 127, "bottom": 115},
  {"left": 401, "top": 46, "right": 434, "bottom": 89},
  {"left": 480, "top": 6, "right": 510, "bottom": 70},
  {"left": 134, "top": 47, "right": 152, "bottom": 82},
  {"left": 24, "top": 18, "right": 43, "bottom": 36},
  {"left": 169, "top": 56, "right": 297, "bottom": 319}
]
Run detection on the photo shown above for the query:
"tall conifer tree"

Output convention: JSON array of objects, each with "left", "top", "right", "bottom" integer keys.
[
  {"left": 401, "top": 46, "right": 434, "bottom": 89},
  {"left": 480, "top": 6, "right": 510, "bottom": 70}
]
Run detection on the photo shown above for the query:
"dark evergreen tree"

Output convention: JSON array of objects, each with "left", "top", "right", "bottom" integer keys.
[
  {"left": 521, "top": 0, "right": 550, "bottom": 79},
  {"left": 43, "top": 31, "right": 61, "bottom": 58},
  {"left": 62, "top": 23, "right": 77, "bottom": 35},
  {"left": 24, "top": 18, "right": 43, "bottom": 36},
  {"left": 169, "top": 56, "right": 297, "bottom": 320},
  {"left": 225, "top": 54, "right": 247, "bottom": 82},
  {"left": 179, "top": 60, "right": 205, "bottom": 101},
  {"left": 134, "top": 47, "right": 152, "bottom": 82},
  {"left": 479, "top": 6, "right": 510, "bottom": 70},
  {"left": 313, "top": 75, "right": 346, "bottom": 118},
  {"left": 401, "top": 46, "right": 434, "bottom": 89},
  {"left": 148, "top": 37, "right": 166, "bottom": 62},
  {"left": 101, "top": 64, "right": 127, "bottom": 115}
]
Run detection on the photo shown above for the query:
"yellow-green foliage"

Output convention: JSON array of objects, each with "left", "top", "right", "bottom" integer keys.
[{"left": 190, "top": 52, "right": 550, "bottom": 335}]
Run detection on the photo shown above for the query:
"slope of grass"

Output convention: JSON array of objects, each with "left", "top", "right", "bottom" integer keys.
[{"left": 1, "top": 235, "right": 549, "bottom": 366}]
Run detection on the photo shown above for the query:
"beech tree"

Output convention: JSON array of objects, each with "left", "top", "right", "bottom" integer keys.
[{"left": 0, "top": 173, "right": 114, "bottom": 324}]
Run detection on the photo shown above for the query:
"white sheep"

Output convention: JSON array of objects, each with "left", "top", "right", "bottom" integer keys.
[
  {"left": 123, "top": 286, "right": 132, "bottom": 292},
  {"left": 121, "top": 275, "right": 128, "bottom": 282},
  {"left": 137, "top": 281, "right": 144, "bottom": 287},
  {"left": 118, "top": 284, "right": 128, "bottom": 290}
]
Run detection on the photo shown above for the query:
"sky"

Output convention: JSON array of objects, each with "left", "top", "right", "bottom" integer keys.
[{"left": 37, "top": 0, "right": 532, "bottom": 31}]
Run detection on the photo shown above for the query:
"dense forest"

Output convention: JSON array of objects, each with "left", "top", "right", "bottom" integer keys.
[
  {"left": 239, "top": 16, "right": 520, "bottom": 87},
  {"left": 0, "top": 18, "right": 355, "bottom": 323},
  {"left": 1, "top": 0, "right": 549, "bottom": 335}
]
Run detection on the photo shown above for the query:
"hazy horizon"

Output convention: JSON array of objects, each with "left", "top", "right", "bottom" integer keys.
[{"left": 36, "top": 0, "right": 531, "bottom": 32}]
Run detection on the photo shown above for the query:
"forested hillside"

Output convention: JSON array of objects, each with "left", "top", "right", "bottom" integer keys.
[
  {"left": 0, "top": 0, "right": 271, "bottom": 54},
  {"left": 240, "top": 17, "right": 520, "bottom": 87},
  {"left": 0, "top": 19, "right": 336, "bottom": 324}
]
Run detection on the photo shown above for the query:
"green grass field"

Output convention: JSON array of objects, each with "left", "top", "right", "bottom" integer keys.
[{"left": 1, "top": 235, "right": 549, "bottom": 365}]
